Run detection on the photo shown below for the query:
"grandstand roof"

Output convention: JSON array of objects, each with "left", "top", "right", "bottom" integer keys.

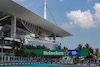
[{"left": 0, "top": 0, "right": 72, "bottom": 37}]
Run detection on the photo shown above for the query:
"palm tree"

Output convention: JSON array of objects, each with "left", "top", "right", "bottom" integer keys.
[
  {"left": 20, "top": 38, "right": 24, "bottom": 50},
  {"left": 30, "top": 52, "right": 36, "bottom": 57},
  {"left": 77, "top": 44, "right": 83, "bottom": 49},
  {"left": 97, "top": 53, "right": 100, "bottom": 58},
  {"left": 94, "top": 48, "right": 99, "bottom": 56},
  {"left": 11, "top": 40, "right": 15, "bottom": 55},
  {"left": 0, "top": 36, "right": 5, "bottom": 63},
  {"left": 36, "top": 45, "right": 41, "bottom": 49},
  {"left": 85, "top": 43, "right": 90, "bottom": 49},
  {"left": 0, "top": 37, "right": 5, "bottom": 54},
  {"left": 63, "top": 46, "right": 68, "bottom": 50}
]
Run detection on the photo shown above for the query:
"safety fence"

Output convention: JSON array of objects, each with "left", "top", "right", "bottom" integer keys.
[
  {"left": 0, "top": 55, "right": 38, "bottom": 63},
  {"left": 0, "top": 55, "right": 48, "bottom": 66},
  {"left": 0, "top": 55, "right": 59, "bottom": 63}
]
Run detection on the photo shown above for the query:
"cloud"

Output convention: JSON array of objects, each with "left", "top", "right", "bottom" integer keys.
[
  {"left": 62, "top": 3, "right": 100, "bottom": 29},
  {"left": 60, "top": 0, "right": 63, "bottom": 3},
  {"left": 13, "top": 0, "right": 26, "bottom": 2},
  {"left": 66, "top": 10, "right": 95, "bottom": 29},
  {"left": 94, "top": 3, "right": 100, "bottom": 24}
]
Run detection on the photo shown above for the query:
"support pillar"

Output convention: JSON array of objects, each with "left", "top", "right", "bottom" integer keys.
[
  {"left": 53, "top": 33, "right": 56, "bottom": 49},
  {"left": 11, "top": 16, "right": 16, "bottom": 39},
  {"left": 53, "top": 33, "right": 56, "bottom": 41}
]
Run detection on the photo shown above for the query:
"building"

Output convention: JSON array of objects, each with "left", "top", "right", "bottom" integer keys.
[{"left": 0, "top": 0, "right": 72, "bottom": 54}]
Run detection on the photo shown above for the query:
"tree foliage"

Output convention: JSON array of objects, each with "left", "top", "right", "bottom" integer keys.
[
  {"left": 76, "top": 43, "right": 93, "bottom": 50},
  {"left": 5, "top": 42, "right": 100, "bottom": 58},
  {"left": 14, "top": 45, "right": 49, "bottom": 57},
  {"left": 85, "top": 43, "right": 90, "bottom": 49},
  {"left": 63, "top": 46, "right": 68, "bottom": 50},
  {"left": 23, "top": 45, "right": 50, "bottom": 50},
  {"left": 94, "top": 48, "right": 99, "bottom": 56},
  {"left": 77, "top": 44, "right": 83, "bottom": 49}
]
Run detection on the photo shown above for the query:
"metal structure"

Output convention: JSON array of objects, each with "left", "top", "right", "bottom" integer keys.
[
  {"left": 0, "top": 0, "right": 72, "bottom": 53},
  {"left": 44, "top": 0, "right": 47, "bottom": 19},
  {"left": 0, "top": 0, "right": 72, "bottom": 37}
]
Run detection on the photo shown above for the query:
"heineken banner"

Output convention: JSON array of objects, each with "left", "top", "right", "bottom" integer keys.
[{"left": 25, "top": 49, "right": 89, "bottom": 56}]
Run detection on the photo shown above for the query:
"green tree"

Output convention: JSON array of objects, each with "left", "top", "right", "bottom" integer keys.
[
  {"left": 14, "top": 48, "right": 20, "bottom": 56},
  {"left": 63, "top": 46, "right": 68, "bottom": 50},
  {"left": 0, "top": 37, "right": 5, "bottom": 54},
  {"left": 82, "top": 47, "right": 86, "bottom": 49},
  {"left": 36, "top": 45, "right": 41, "bottom": 49},
  {"left": 30, "top": 52, "right": 36, "bottom": 57},
  {"left": 77, "top": 44, "right": 83, "bottom": 49},
  {"left": 41, "top": 45, "right": 46, "bottom": 49},
  {"left": 94, "top": 48, "right": 99, "bottom": 56},
  {"left": 20, "top": 39, "right": 24, "bottom": 50},
  {"left": 85, "top": 43, "right": 90, "bottom": 49},
  {"left": 5, "top": 51, "right": 10, "bottom": 55},
  {"left": 14, "top": 47, "right": 25, "bottom": 57},
  {"left": 14, "top": 45, "right": 50, "bottom": 57},
  {"left": 97, "top": 53, "right": 100, "bottom": 58},
  {"left": 11, "top": 40, "right": 15, "bottom": 55}
]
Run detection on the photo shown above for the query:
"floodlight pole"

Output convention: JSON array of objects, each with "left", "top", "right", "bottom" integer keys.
[{"left": 44, "top": 0, "right": 47, "bottom": 19}]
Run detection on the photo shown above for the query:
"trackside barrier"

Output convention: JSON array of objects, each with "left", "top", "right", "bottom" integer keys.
[
  {"left": 0, "top": 55, "right": 42, "bottom": 66},
  {"left": 0, "top": 55, "right": 34, "bottom": 63},
  {"left": 0, "top": 55, "right": 60, "bottom": 66}
]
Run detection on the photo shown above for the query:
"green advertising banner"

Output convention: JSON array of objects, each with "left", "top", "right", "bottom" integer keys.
[{"left": 24, "top": 49, "right": 89, "bottom": 56}]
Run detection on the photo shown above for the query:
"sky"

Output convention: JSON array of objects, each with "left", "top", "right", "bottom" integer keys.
[{"left": 12, "top": 0, "right": 100, "bottom": 49}]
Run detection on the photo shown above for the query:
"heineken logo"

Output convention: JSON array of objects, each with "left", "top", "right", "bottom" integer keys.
[{"left": 43, "top": 51, "right": 64, "bottom": 55}]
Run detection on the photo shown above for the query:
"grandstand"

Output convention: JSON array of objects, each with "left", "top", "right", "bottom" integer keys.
[{"left": 0, "top": 0, "right": 72, "bottom": 54}]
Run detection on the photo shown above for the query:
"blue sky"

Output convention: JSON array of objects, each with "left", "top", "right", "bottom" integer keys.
[{"left": 13, "top": 0, "right": 100, "bottom": 49}]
